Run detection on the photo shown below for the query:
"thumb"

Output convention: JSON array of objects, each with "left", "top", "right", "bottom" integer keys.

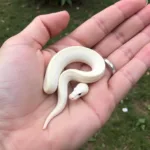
[{"left": 3, "top": 11, "right": 70, "bottom": 49}]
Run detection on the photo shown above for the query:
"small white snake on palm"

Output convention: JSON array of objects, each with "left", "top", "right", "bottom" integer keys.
[{"left": 42, "top": 46, "right": 107, "bottom": 129}]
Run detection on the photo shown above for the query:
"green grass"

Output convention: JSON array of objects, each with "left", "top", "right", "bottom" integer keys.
[{"left": 0, "top": 0, "right": 150, "bottom": 149}]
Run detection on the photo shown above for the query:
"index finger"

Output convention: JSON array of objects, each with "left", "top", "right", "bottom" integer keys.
[{"left": 52, "top": 0, "right": 147, "bottom": 51}]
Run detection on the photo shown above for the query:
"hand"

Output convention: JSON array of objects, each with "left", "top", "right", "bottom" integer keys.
[{"left": 0, "top": 0, "right": 149, "bottom": 149}]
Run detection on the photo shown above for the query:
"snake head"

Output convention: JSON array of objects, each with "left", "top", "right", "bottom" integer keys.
[{"left": 69, "top": 83, "right": 89, "bottom": 100}]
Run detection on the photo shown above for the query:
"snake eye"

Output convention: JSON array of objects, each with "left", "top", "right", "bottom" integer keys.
[{"left": 78, "top": 93, "right": 82, "bottom": 96}]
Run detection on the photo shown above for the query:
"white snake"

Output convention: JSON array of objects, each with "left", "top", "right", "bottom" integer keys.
[{"left": 42, "top": 46, "right": 106, "bottom": 129}]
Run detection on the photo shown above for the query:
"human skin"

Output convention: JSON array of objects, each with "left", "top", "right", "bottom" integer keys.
[{"left": 0, "top": 0, "right": 150, "bottom": 149}]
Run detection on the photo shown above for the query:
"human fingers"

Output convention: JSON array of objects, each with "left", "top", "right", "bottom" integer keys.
[
  {"left": 104, "top": 24, "right": 150, "bottom": 78},
  {"left": 94, "top": 4, "right": 150, "bottom": 57},
  {"left": 49, "top": 0, "right": 147, "bottom": 51},
  {"left": 2, "top": 11, "right": 70, "bottom": 50},
  {"left": 108, "top": 44, "right": 150, "bottom": 104}
]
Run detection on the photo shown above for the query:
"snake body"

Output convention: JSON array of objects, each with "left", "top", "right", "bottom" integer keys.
[{"left": 43, "top": 46, "right": 106, "bottom": 129}]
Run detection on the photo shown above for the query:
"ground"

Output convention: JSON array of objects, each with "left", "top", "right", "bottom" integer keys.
[{"left": 0, "top": 0, "right": 150, "bottom": 149}]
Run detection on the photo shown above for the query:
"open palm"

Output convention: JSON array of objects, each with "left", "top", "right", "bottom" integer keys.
[{"left": 0, "top": 0, "right": 150, "bottom": 149}]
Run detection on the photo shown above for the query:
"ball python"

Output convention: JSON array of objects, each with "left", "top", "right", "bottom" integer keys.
[{"left": 42, "top": 46, "right": 106, "bottom": 129}]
